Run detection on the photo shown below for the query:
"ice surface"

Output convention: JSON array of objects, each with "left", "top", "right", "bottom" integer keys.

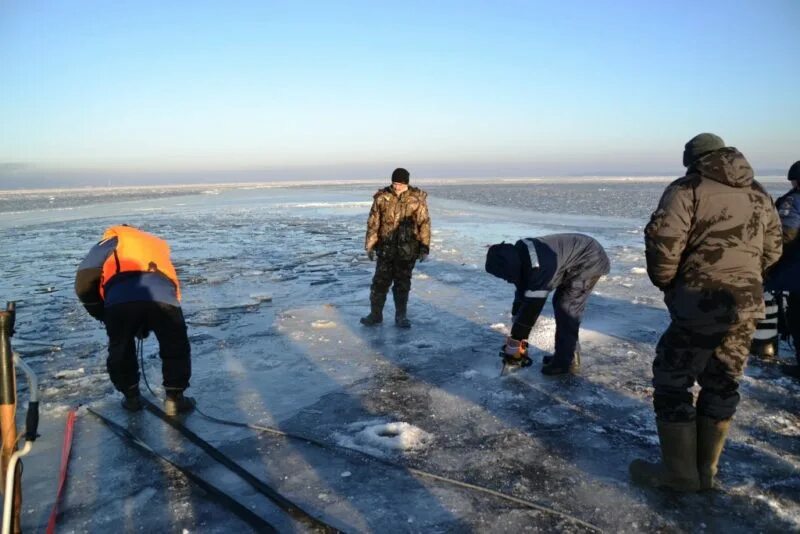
[{"left": 1, "top": 180, "right": 797, "bottom": 532}]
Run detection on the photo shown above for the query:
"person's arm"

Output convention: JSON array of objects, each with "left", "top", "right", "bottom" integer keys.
[
  {"left": 74, "top": 238, "right": 116, "bottom": 321},
  {"left": 644, "top": 181, "right": 694, "bottom": 290},
  {"left": 415, "top": 194, "right": 431, "bottom": 259},
  {"left": 364, "top": 197, "right": 381, "bottom": 258},
  {"left": 777, "top": 193, "right": 800, "bottom": 257},
  {"left": 510, "top": 294, "right": 547, "bottom": 340},
  {"left": 762, "top": 200, "right": 783, "bottom": 274}
]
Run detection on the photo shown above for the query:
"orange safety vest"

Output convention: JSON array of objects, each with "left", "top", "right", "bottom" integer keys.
[{"left": 99, "top": 225, "right": 181, "bottom": 301}]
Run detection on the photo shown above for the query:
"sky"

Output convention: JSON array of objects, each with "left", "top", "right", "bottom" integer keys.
[{"left": 1, "top": 0, "right": 799, "bottom": 187}]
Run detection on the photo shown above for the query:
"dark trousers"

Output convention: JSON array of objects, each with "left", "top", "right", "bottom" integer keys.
[
  {"left": 652, "top": 318, "right": 756, "bottom": 422},
  {"left": 370, "top": 256, "right": 417, "bottom": 301},
  {"left": 786, "top": 292, "right": 800, "bottom": 364},
  {"left": 104, "top": 301, "right": 192, "bottom": 393},
  {"left": 551, "top": 277, "right": 599, "bottom": 365}
]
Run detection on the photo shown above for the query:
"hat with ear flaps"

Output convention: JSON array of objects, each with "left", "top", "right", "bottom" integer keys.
[{"left": 485, "top": 243, "right": 522, "bottom": 285}]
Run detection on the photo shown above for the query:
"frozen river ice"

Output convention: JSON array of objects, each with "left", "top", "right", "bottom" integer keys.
[{"left": 0, "top": 179, "right": 797, "bottom": 532}]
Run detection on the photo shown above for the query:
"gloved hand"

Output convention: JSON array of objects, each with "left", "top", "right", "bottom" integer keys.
[
  {"left": 418, "top": 246, "right": 429, "bottom": 262},
  {"left": 367, "top": 249, "right": 376, "bottom": 261},
  {"left": 502, "top": 337, "right": 528, "bottom": 359}
]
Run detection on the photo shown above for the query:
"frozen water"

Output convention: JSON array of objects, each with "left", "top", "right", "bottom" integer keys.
[{"left": 0, "top": 179, "right": 797, "bottom": 532}]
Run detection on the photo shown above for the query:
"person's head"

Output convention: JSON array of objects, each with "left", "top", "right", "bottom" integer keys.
[
  {"left": 788, "top": 160, "right": 800, "bottom": 189},
  {"left": 683, "top": 133, "right": 725, "bottom": 167},
  {"left": 391, "top": 167, "right": 410, "bottom": 193},
  {"left": 485, "top": 242, "right": 522, "bottom": 285}
]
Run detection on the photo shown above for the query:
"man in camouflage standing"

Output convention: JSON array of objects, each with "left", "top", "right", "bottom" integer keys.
[
  {"left": 361, "top": 168, "right": 431, "bottom": 328},
  {"left": 630, "top": 134, "right": 782, "bottom": 491}
]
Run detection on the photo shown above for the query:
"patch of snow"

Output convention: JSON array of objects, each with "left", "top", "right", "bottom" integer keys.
[
  {"left": 630, "top": 267, "right": 647, "bottom": 274},
  {"left": 311, "top": 320, "right": 336, "bottom": 329},
  {"left": 355, "top": 422, "right": 432, "bottom": 452},
  {"left": 55, "top": 368, "right": 85, "bottom": 379},
  {"left": 490, "top": 323, "right": 509, "bottom": 334}
]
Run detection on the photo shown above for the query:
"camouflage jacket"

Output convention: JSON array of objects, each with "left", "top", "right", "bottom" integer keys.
[
  {"left": 365, "top": 186, "right": 431, "bottom": 261},
  {"left": 645, "top": 148, "right": 782, "bottom": 324}
]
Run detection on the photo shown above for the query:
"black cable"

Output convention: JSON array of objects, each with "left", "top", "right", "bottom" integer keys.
[
  {"left": 140, "top": 397, "right": 340, "bottom": 533},
  {"left": 138, "top": 337, "right": 156, "bottom": 396},
  {"left": 192, "top": 405, "right": 603, "bottom": 532},
  {"left": 86, "top": 407, "right": 277, "bottom": 533},
  {"left": 137, "top": 332, "right": 600, "bottom": 531}
]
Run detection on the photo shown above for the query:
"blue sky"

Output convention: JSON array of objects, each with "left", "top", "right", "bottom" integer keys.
[{"left": 1, "top": 1, "right": 798, "bottom": 185}]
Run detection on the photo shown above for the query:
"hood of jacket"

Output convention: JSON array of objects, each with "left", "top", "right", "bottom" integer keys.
[
  {"left": 690, "top": 147, "right": 754, "bottom": 188},
  {"left": 374, "top": 186, "right": 427, "bottom": 200},
  {"left": 485, "top": 243, "right": 522, "bottom": 285}
]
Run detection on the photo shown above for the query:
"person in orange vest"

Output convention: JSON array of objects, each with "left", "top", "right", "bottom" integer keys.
[{"left": 75, "top": 224, "right": 194, "bottom": 416}]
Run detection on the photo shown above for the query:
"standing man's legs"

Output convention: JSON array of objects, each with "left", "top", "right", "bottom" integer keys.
[
  {"left": 148, "top": 301, "right": 194, "bottom": 415},
  {"left": 547, "top": 277, "right": 598, "bottom": 372},
  {"left": 362, "top": 256, "right": 394, "bottom": 325},
  {"left": 652, "top": 321, "right": 728, "bottom": 422},
  {"left": 786, "top": 292, "right": 800, "bottom": 366},
  {"left": 695, "top": 319, "right": 756, "bottom": 489},
  {"left": 391, "top": 258, "right": 416, "bottom": 328},
  {"left": 630, "top": 319, "right": 729, "bottom": 491},
  {"left": 149, "top": 302, "right": 192, "bottom": 393},
  {"left": 104, "top": 302, "right": 146, "bottom": 396}
]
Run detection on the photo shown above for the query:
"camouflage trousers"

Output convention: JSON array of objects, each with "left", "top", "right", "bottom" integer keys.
[
  {"left": 652, "top": 318, "right": 756, "bottom": 422},
  {"left": 369, "top": 256, "right": 416, "bottom": 307}
]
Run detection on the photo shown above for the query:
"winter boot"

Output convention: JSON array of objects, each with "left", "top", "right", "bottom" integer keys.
[
  {"left": 360, "top": 289, "right": 386, "bottom": 326},
  {"left": 749, "top": 337, "right": 778, "bottom": 362},
  {"left": 164, "top": 389, "right": 196, "bottom": 417},
  {"left": 629, "top": 420, "right": 701, "bottom": 492},
  {"left": 697, "top": 416, "right": 731, "bottom": 490},
  {"left": 393, "top": 288, "right": 411, "bottom": 328},
  {"left": 121, "top": 385, "right": 142, "bottom": 412},
  {"left": 541, "top": 345, "right": 581, "bottom": 376}
]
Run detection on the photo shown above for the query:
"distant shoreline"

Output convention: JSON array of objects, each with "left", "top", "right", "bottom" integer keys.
[{"left": 0, "top": 174, "right": 787, "bottom": 195}]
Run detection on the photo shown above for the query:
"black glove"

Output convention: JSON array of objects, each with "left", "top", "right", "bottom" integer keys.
[
  {"left": 418, "top": 246, "right": 429, "bottom": 262},
  {"left": 367, "top": 249, "right": 376, "bottom": 261}
]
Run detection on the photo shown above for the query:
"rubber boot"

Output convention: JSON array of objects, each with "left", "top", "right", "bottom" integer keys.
[
  {"left": 360, "top": 289, "right": 386, "bottom": 326},
  {"left": 393, "top": 288, "right": 411, "bottom": 328},
  {"left": 629, "top": 420, "right": 701, "bottom": 492},
  {"left": 697, "top": 416, "right": 731, "bottom": 490},
  {"left": 750, "top": 337, "right": 777, "bottom": 362},
  {"left": 541, "top": 344, "right": 581, "bottom": 375},
  {"left": 164, "top": 389, "right": 196, "bottom": 417},
  {"left": 121, "top": 385, "right": 142, "bottom": 412}
]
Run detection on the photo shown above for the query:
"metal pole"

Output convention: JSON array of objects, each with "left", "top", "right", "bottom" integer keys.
[{"left": 0, "top": 303, "right": 21, "bottom": 533}]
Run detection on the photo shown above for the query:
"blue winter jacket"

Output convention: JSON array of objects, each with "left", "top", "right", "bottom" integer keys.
[{"left": 765, "top": 188, "right": 800, "bottom": 292}]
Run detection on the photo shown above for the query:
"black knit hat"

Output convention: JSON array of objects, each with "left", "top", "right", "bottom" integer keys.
[
  {"left": 683, "top": 133, "right": 725, "bottom": 167},
  {"left": 391, "top": 168, "right": 410, "bottom": 184},
  {"left": 788, "top": 161, "right": 800, "bottom": 181}
]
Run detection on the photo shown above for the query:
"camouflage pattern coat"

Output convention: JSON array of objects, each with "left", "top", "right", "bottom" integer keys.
[
  {"left": 365, "top": 186, "right": 431, "bottom": 261},
  {"left": 645, "top": 147, "right": 782, "bottom": 325}
]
